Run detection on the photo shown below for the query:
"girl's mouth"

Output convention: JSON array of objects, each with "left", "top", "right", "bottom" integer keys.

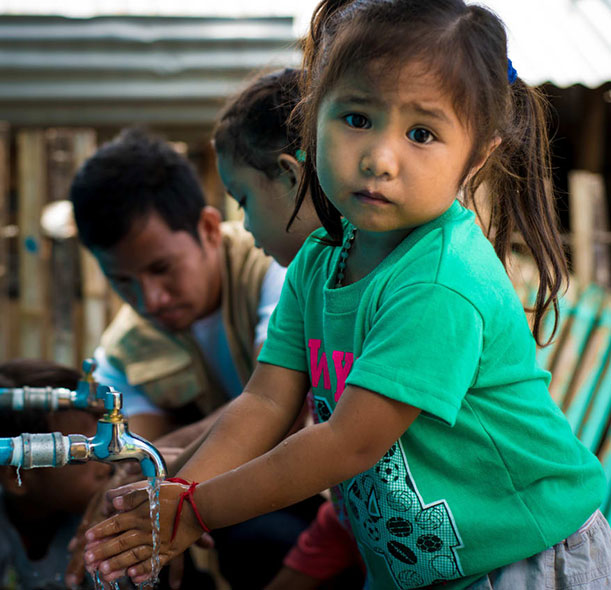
[{"left": 354, "top": 190, "right": 391, "bottom": 204}]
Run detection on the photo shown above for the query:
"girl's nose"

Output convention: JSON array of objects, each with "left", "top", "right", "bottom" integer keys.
[{"left": 360, "top": 143, "right": 399, "bottom": 179}]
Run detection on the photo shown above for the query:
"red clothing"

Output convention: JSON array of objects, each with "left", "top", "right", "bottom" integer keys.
[{"left": 284, "top": 501, "right": 365, "bottom": 580}]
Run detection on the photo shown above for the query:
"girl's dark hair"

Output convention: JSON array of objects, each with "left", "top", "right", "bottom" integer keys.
[
  {"left": 213, "top": 68, "right": 302, "bottom": 178},
  {"left": 292, "top": 0, "right": 568, "bottom": 345}
]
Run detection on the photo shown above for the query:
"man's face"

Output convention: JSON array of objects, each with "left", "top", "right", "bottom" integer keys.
[{"left": 93, "top": 209, "right": 223, "bottom": 331}]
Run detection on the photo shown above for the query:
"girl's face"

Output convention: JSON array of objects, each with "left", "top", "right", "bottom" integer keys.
[
  {"left": 217, "top": 152, "right": 317, "bottom": 267},
  {"left": 316, "top": 61, "right": 476, "bottom": 238}
]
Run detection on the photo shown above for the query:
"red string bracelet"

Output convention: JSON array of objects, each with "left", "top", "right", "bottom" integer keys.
[{"left": 166, "top": 477, "right": 211, "bottom": 541}]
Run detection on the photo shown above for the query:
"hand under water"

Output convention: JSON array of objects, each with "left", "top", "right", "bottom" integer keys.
[
  {"left": 83, "top": 479, "right": 212, "bottom": 585},
  {"left": 64, "top": 447, "right": 194, "bottom": 589}
]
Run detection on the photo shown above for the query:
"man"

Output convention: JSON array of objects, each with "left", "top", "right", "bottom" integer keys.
[{"left": 69, "top": 128, "right": 318, "bottom": 589}]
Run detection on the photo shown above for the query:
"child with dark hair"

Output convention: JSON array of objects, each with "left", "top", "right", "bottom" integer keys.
[
  {"left": 0, "top": 359, "right": 111, "bottom": 590},
  {"left": 85, "top": 2, "right": 610, "bottom": 589},
  {"left": 214, "top": 68, "right": 319, "bottom": 267},
  {"left": 215, "top": 69, "right": 363, "bottom": 590}
]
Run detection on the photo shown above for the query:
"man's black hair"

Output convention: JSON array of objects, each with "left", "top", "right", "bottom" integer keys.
[
  {"left": 70, "top": 128, "right": 206, "bottom": 251},
  {"left": 0, "top": 359, "right": 81, "bottom": 437}
]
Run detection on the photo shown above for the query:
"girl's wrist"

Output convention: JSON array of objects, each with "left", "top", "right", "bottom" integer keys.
[{"left": 166, "top": 478, "right": 211, "bottom": 542}]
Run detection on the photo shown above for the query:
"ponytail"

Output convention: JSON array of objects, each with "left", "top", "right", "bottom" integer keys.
[{"left": 467, "top": 79, "right": 569, "bottom": 346}]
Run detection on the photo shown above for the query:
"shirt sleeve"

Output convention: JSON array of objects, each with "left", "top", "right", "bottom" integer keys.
[
  {"left": 254, "top": 260, "right": 287, "bottom": 347},
  {"left": 347, "top": 283, "right": 483, "bottom": 426},
  {"left": 93, "top": 347, "right": 164, "bottom": 417}
]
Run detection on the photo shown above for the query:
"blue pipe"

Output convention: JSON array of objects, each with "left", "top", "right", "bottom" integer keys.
[{"left": 0, "top": 438, "right": 14, "bottom": 465}]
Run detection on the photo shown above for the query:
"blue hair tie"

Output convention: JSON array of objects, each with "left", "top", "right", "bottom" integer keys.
[
  {"left": 296, "top": 149, "right": 307, "bottom": 163},
  {"left": 507, "top": 58, "right": 518, "bottom": 85}
]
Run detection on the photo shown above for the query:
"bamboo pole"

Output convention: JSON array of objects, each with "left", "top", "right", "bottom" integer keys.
[
  {"left": 17, "top": 129, "right": 47, "bottom": 358},
  {"left": 70, "top": 130, "right": 107, "bottom": 361},
  {"left": 45, "top": 129, "right": 83, "bottom": 366},
  {"left": 569, "top": 171, "right": 609, "bottom": 287},
  {"left": 80, "top": 248, "right": 108, "bottom": 359}
]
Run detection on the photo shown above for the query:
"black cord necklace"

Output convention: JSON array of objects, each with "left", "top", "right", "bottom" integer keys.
[{"left": 335, "top": 224, "right": 356, "bottom": 287}]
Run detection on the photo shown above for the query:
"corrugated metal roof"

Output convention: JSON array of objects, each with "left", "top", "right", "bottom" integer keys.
[
  {"left": 474, "top": 0, "right": 611, "bottom": 88},
  {"left": 0, "top": 15, "right": 300, "bottom": 127}
]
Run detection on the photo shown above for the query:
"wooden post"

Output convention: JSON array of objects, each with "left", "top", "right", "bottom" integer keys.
[
  {"left": 45, "top": 128, "right": 93, "bottom": 366},
  {"left": 80, "top": 248, "right": 108, "bottom": 359},
  {"left": 17, "top": 129, "right": 48, "bottom": 359},
  {"left": 0, "top": 122, "right": 9, "bottom": 361},
  {"left": 569, "top": 171, "right": 608, "bottom": 286}
]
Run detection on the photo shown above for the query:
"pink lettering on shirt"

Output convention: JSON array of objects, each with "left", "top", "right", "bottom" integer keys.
[
  {"left": 308, "top": 339, "right": 331, "bottom": 390},
  {"left": 332, "top": 350, "right": 354, "bottom": 401}
]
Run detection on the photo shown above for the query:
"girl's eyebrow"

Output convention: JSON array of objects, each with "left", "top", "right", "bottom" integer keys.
[
  {"left": 332, "top": 93, "right": 453, "bottom": 127},
  {"left": 333, "top": 93, "right": 378, "bottom": 107},
  {"left": 407, "top": 102, "right": 453, "bottom": 126}
]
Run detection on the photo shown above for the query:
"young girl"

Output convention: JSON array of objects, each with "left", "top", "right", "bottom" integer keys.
[
  {"left": 214, "top": 67, "right": 319, "bottom": 268},
  {"left": 84, "top": 1, "right": 611, "bottom": 588}
]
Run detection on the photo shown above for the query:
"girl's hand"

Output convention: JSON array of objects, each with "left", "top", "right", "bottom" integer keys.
[{"left": 83, "top": 479, "right": 207, "bottom": 584}]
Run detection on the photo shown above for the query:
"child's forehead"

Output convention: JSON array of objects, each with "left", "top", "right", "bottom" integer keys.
[{"left": 324, "top": 61, "right": 458, "bottom": 115}]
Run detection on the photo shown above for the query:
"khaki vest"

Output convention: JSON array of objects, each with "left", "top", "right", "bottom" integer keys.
[{"left": 101, "top": 222, "right": 272, "bottom": 417}]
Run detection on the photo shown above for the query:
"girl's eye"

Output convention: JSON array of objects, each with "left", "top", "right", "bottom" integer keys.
[
  {"left": 343, "top": 113, "right": 370, "bottom": 129},
  {"left": 407, "top": 128, "right": 434, "bottom": 144}
]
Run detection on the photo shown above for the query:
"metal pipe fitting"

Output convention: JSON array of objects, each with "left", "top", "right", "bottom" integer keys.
[
  {"left": 8, "top": 432, "right": 71, "bottom": 468},
  {"left": 0, "top": 386, "right": 75, "bottom": 411},
  {"left": 0, "top": 384, "right": 167, "bottom": 477}
]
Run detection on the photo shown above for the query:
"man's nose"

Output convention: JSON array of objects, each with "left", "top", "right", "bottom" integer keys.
[{"left": 139, "top": 276, "right": 170, "bottom": 315}]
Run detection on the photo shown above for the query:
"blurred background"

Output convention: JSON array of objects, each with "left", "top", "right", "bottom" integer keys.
[{"left": 0, "top": 0, "right": 610, "bottom": 365}]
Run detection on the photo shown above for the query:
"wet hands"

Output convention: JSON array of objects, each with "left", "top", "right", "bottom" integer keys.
[
  {"left": 65, "top": 463, "right": 143, "bottom": 589},
  {"left": 83, "top": 479, "right": 208, "bottom": 585}
]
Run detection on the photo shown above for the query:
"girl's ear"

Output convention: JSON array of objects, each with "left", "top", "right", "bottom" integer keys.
[
  {"left": 468, "top": 136, "right": 502, "bottom": 181},
  {"left": 277, "top": 154, "right": 303, "bottom": 189}
]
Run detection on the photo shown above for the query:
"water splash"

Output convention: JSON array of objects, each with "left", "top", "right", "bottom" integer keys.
[
  {"left": 147, "top": 476, "right": 161, "bottom": 587},
  {"left": 15, "top": 465, "right": 22, "bottom": 487}
]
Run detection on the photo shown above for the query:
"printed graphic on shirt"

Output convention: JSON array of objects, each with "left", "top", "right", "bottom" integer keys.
[{"left": 314, "top": 396, "right": 464, "bottom": 588}]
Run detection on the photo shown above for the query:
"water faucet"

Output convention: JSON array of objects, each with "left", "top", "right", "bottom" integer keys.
[
  {"left": 0, "top": 386, "right": 167, "bottom": 478},
  {"left": 0, "top": 358, "right": 103, "bottom": 412}
]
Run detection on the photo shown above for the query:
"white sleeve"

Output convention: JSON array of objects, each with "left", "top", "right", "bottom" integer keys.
[
  {"left": 93, "top": 347, "right": 164, "bottom": 418},
  {"left": 254, "top": 261, "right": 287, "bottom": 346}
]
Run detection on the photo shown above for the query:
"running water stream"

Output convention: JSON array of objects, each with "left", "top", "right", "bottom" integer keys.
[
  {"left": 146, "top": 476, "right": 162, "bottom": 587},
  {"left": 90, "top": 477, "right": 162, "bottom": 590}
]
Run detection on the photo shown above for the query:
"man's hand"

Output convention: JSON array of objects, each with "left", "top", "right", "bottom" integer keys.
[{"left": 84, "top": 479, "right": 207, "bottom": 585}]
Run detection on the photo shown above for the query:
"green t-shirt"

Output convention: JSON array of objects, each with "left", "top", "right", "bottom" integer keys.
[{"left": 259, "top": 200, "right": 606, "bottom": 590}]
